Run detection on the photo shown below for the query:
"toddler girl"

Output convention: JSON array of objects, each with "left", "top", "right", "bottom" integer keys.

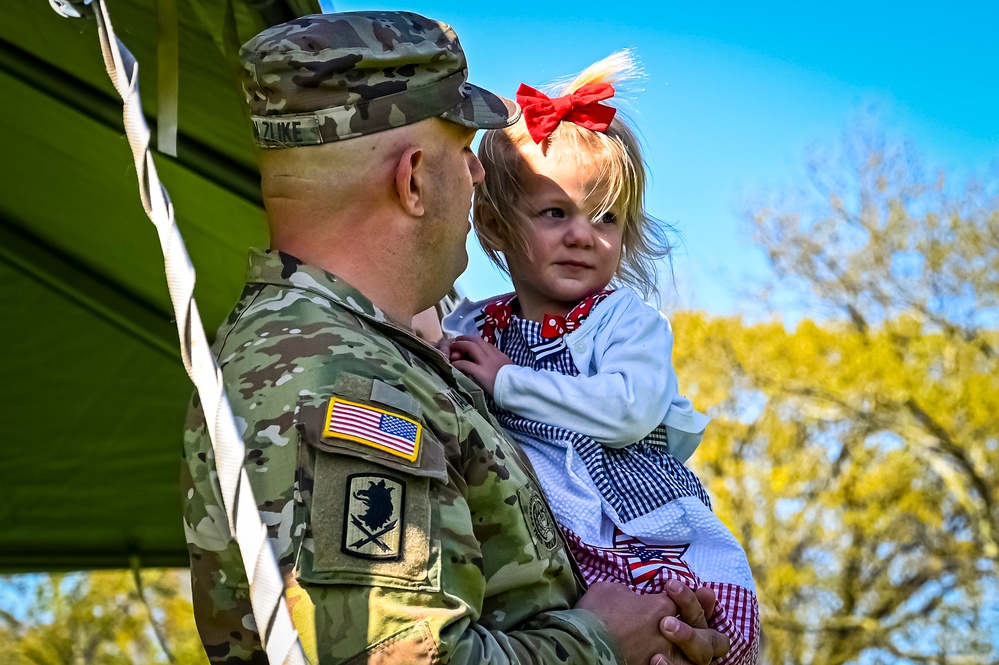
[{"left": 441, "top": 53, "right": 759, "bottom": 664}]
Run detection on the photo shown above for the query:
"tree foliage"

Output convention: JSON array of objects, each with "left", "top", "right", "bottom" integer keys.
[
  {"left": 0, "top": 570, "right": 206, "bottom": 665},
  {"left": 674, "top": 123, "right": 998, "bottom": 664}
]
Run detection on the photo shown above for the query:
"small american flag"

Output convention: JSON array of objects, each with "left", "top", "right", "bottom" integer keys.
[
  {"left": 610, "top": 531, "right": 696, "bottom": 589},
  {"left": 324, "top": 398, "right": 421, "bottom": 461}
]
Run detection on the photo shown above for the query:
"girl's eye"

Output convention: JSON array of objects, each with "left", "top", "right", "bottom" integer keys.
[
  {"left": 598, "top": 211, "right": 618, "bottom": 224},
  {"left": 540, "top": 208, "right": 566, "bottom": 219}
]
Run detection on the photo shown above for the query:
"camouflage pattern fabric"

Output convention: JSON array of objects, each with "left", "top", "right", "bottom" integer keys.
[
  {"left": 240, "top": 12, "right": 519, "bottom": 147},
  {"left": 182, "top": 248, "right": 624, "bottom": 664}
]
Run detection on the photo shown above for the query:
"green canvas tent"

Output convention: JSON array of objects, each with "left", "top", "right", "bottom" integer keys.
[{"left": 0, "top": 0, "right": 320, "bottom": 571}]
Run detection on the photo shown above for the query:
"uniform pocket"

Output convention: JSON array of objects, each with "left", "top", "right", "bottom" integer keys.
[
  {"left": 344, "top": 621, "right": 437, "bottom": 665},
  {"left": 293, "top": 392, "right": 443, "bottom": 592}
]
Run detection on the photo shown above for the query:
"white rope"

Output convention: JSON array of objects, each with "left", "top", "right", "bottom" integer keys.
[{"left": 50, "top": 2, "right": 307, "bottom": 663}]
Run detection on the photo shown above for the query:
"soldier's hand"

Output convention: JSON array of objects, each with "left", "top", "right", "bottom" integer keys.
[
  {"left": 651, "top": 581, "right": 730, "bottom": 665},
  {"left": 575, "top": 582, "right": 680, "bottom": 665}
]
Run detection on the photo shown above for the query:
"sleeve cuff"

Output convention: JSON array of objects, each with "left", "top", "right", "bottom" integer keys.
[
  {"left": 492, "top": 363, "right": 513, "bottom": 409},
  {"left": 554, "top": 608, "right": 627, "bottom": 664}
]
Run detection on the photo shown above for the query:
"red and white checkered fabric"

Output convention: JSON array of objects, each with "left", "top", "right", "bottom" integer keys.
[{"left": 565, "top": 530, "right": 760, "bottom": 665}]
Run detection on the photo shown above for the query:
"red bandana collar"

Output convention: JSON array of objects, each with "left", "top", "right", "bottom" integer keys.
[
  {"left": 479, "top": 291, "right": 613, "bottom": 343},
  {"left": 480, "top": 295, "right": 516, "bottom": 345},
  {"left": 539, "top": 291, "right": 613, "bottom": 338}
]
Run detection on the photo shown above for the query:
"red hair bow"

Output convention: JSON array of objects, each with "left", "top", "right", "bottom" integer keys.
[{"left": 516, "top": 82, "right": 617, "bottom": 144}]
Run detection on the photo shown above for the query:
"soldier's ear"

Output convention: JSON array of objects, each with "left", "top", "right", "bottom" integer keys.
[
  {"left": 474, "top": 202, "right": 505, "bottom": 252},
  {"left": 394, "top": 146, "right": 426, "bottom": 217}
]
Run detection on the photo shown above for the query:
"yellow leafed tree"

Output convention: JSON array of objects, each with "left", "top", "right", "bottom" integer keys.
[
  {"left": 0, "top": 570, "right": 207, "bottom": 665},
  {"left": 674, "top": 122, "right": 998, "bottom": 665}
]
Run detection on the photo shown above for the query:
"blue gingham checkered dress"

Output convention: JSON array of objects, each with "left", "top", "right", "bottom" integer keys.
[
  {"left": 490, "top": 314, "right": 711, "bottom": 524},
  {"left": 465, "top": 298, "right": 762, "bottom": 665}
]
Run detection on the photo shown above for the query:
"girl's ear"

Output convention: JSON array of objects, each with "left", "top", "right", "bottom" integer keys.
[{"left": 394, "top": 146, "right": 426, "bottom": 217}]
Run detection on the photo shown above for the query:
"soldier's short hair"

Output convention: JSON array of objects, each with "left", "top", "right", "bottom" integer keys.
[{"left": 240, "top": 11, "right": 519, "bottom": 148}]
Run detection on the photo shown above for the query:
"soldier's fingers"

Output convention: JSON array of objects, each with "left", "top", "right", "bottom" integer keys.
[
  {"left": 706, "top": 628, "right": 730, "bottom": 658},
  {"left": 648, "top": 640, "right": 702, "bottom": 665},
  {"left": 649, "top": 648, "right": 690, "bottom": 665},
  {"left": 659, "top": 581, "right": 729, "bottom": 665},
  {"left": 693, "top": 586, "right": 716, "bottom": 622},
  {"left": 657, "top": 618, "right": 726, "bottom": 665},
  {"left": 665, "top": 580, "right": 708, "bottom": 629},
  {"left": 661, "top": 617, "right": 731, "bottom": 663}
]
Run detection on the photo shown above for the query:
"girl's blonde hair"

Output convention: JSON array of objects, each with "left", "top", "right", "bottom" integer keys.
[{"left": 474, "top": 50, "right": 671, "bottom": 299}]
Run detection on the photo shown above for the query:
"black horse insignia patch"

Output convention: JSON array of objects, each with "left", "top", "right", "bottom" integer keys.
[{"left": 342, "top": 474, "right": 405, "bottom": 560}]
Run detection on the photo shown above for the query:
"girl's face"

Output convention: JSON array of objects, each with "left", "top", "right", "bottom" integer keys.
[{"left": 502, "top": 150, "right": 624, "bottom": 322}]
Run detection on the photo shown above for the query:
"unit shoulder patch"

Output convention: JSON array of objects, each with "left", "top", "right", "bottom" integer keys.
[
  {"left": 342, "top": 473, "right": 405, "bottom": 560},
  {"left": 323, "top": 397, "right": 422, "bottom": 462}
]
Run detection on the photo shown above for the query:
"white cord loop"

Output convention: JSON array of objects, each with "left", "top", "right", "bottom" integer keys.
[
  {"left": 49, "top": 0, "right": 92, "bottom": 19},
  {"left": 52, "top": 2, "right": 307, "bottom": 663}
]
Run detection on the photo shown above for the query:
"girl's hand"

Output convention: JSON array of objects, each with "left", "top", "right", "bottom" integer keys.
[
  {"left": 444, "top": 335, "right": 513, "bottom": 395},
  {"left": 436, "top": 335, "right": 456, "bottom": 359}
]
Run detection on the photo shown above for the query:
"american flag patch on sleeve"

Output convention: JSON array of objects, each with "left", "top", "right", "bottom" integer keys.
[{"left": 322, "top": 398, "right": 422, "bottom": 462}]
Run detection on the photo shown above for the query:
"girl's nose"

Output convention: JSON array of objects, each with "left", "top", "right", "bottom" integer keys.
[{"left": 564, "top": 215, "right": 595, "bottom": 248}]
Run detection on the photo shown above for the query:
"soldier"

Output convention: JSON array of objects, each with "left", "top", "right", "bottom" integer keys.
[{"left": 182, "top": 10, "right": 730, "bottom": 665}]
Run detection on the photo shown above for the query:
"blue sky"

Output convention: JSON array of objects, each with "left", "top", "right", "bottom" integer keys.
[{"left": 321, "top": 1, "right": 999, "bottom": 314}]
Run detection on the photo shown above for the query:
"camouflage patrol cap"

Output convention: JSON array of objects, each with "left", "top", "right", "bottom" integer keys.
[{"left": 240, "top": 11, "right": 521, "bottom": 148}]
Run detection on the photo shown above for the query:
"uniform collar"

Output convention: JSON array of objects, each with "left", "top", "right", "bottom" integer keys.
[
  {"left": 244, "top": 249, "right": 455, "bottom": 373},
  {"left": 246, "top": 248, "right": 392, "bottom": 324}
]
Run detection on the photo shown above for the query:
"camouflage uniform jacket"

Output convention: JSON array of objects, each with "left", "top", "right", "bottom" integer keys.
[{"left": 182, "top": 248, "right": 624, "bottom": 664}]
